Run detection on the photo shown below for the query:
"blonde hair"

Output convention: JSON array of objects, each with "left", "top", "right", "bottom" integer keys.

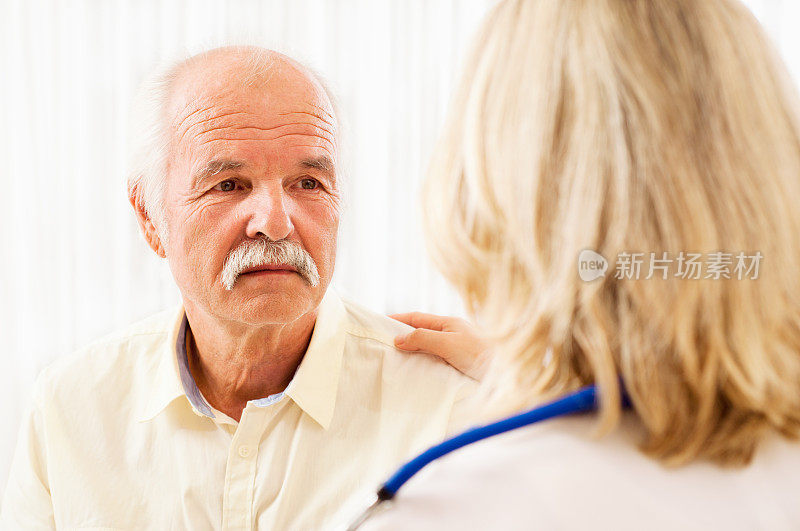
[{"left": 426, "top": 0, "right": 800, "bottom": 466}]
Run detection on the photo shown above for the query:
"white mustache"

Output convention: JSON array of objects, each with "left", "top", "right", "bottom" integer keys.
[{"left": 221, "top": 239, "right": 320, "bottom": 290}]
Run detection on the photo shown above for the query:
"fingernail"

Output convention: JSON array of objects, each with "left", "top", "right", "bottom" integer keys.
[{"left": 395, "top": 335, "right": 419, "bottom": 350}]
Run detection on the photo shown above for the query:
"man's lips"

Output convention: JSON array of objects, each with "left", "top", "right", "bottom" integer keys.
[{"left": 240, "top": 264, "right": 299, "bottom": 275}]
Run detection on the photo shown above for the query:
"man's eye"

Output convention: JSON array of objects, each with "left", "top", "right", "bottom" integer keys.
[
  {"left": 300, "top": 178, "right": 319, "bottom": 190},
  {"left": 214, "top": 180, "right": 236, "bottom": 192}
]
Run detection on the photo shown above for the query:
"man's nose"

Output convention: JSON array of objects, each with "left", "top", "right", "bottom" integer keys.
[{"left": 245, "top": 188, "right": 294, "bottom": 241}]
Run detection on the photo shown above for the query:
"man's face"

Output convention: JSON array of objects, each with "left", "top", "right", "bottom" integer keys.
[{"left": 161, "top": 60, "right": 340, "bottom": 325}]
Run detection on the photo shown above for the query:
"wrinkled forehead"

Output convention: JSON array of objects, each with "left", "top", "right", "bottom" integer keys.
[{"left": 165, "top": 57, "right": 338, "bottom": 153}]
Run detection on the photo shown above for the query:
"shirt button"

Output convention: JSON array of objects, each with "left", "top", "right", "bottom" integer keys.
[{"left": 238, "top": 445, "right": 252, "bottom": 458}]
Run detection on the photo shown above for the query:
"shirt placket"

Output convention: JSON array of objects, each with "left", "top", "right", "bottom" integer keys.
[{"left": 221, "top": 405, "right": 267, "bottom": 531}]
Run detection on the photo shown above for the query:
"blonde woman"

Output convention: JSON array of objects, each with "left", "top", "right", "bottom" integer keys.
[{"left": 365, "top": 0, "right": 800, "bottom": 528}]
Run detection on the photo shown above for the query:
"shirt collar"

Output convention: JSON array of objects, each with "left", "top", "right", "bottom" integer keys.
[
  {"left": 175, "top": 316, "right": 217, "bottom": 418},
  {"left": 136, "top": 305, "right": 189, "bottom": 422},
  {"left": 137, "top": 289, "right": 347, "bottom": 430},
  {"left": 283, "top": 289, "right": 347, "bottom": 429}
]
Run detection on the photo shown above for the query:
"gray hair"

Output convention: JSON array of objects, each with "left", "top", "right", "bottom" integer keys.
[{"left": 126, "top": 47, "right": 344, "bottom": 248}]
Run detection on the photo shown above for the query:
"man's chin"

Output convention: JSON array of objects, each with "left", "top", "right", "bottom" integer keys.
[{"left": 220, "top": 287, "right": 320, "bottom": 325}]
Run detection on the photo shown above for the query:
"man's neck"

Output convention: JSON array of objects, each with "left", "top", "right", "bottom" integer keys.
[{"left": 183, "top": 302, "right": 317, "bottom": 422}]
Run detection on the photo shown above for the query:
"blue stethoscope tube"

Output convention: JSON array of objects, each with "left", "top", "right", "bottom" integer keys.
[{"left": 347, "top": 384, "right": 606, "bottom": 530}]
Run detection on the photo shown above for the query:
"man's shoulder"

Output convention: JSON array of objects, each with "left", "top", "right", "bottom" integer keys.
[
  {"left": 34, "top": 305, "right": 180, "bottom": 403},
  {"left": 339, "top": 296, "right": 475, "bottom": 387},
  {"left": 340, "top": 297, "right": 414, "bottom": 346},
  {"left": 336, "top": 295, "right": 478, "bottom": 436}
]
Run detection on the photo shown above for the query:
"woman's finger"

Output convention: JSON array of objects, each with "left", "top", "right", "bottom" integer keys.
[
  {"left": 389, "top": 312, "right": 453, "bottom": 331},
  {"left": 395, "top": 328, "right": 452, "bottom": 353}
]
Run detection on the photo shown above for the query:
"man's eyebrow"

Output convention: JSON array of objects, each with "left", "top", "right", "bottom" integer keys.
[
  {"left": 192, "top": 159, "right": 246, "bottom": 188},
  {"left": 300, "top": 156, "right": 334, "bottom": 176}
]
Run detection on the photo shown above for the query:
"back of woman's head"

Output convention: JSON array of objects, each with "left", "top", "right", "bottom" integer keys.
[{"left": 426, "top": 0, "right": 800, "bottom": 466}]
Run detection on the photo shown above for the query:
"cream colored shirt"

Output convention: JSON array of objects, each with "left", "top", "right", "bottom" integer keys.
[
  {"left": 361, "top": 413, "right": 800, "bottom": 530},
  {"left": 1, "top": 290, "right": 476, "bottom": 530}
]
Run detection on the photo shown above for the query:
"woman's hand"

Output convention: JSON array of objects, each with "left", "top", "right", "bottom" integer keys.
[{"left": 390, "top": 312, "right": 489, "bottom": 381}]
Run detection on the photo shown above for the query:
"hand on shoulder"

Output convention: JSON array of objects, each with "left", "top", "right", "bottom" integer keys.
[{"left": 390, "top": 312, "right": 488, "bottom": 381}]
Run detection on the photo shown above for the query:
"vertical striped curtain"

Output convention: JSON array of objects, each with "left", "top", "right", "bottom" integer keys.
[{"left": 1, "top": 0, "right": 798, "bottom": 498}]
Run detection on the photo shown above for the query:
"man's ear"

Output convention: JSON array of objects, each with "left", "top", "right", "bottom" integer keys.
[{"left": 128, "top": 185, "right": 167, "bottom": 258}]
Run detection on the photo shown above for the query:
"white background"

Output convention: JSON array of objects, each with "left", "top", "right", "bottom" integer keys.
[{"left": 1, "top": 0, "right": 798, "bottom": 500}]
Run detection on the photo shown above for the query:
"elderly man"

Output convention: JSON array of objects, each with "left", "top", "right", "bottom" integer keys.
[{"left": 1, "top": 47, "right": 476, "bottom": 530}]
